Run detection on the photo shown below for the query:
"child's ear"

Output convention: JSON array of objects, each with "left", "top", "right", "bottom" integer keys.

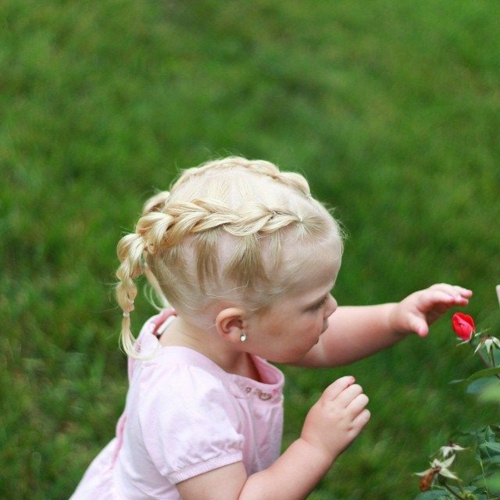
[{"left": 215, "top": 307, "right": 245, "bottom": 344}]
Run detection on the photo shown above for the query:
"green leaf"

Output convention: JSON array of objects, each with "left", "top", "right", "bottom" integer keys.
[
  {"left": 483, "top": 471, "right": 500, "bottom": 494},
  {"left": 479, "top": 384, "right": 500, "bottom": 403},
  {"left": 479, "top": 442, "right": 500, "bottom": 459},
  {"left": 467, "top": 367, "right": 500, "bottom": 383},
  {"left": 415, "top": 491, "right": 452, "bottom": 500},
  {"left": 467, "top": 378, "right": 498, "bottom": 395},
  {"left": 474, "top": 426, "right": 498, "bottom": 446},
  {"left": 481, "top": 455, "right": 500, "bottom": 468}
]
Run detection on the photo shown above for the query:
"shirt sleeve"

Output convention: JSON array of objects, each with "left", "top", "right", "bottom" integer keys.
[{"left": 138, "top": 363, "right": 244, "bottom": 484}]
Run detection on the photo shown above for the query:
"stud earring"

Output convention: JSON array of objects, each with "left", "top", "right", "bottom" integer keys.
[{"left": 240, "top": 333, "right": 247, "bottom": 342}]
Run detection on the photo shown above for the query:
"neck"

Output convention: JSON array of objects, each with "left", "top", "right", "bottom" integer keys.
[{"left": 159, "top": 317, "right": 261, "bottom": 380}]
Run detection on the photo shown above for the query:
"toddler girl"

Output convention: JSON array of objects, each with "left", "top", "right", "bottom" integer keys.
[{"left": 70, "top": 157, "right": 471, "bottom": 499}]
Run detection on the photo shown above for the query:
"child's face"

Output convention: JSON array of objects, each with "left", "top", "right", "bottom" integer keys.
[{"left": 244, "top": 248, "right": 341, "bottom": 364}]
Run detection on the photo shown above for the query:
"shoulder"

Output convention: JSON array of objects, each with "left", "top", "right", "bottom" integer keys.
[
  {"left": 131, "top": 350, "right": 245, "bottom": 481},
  {"left": 135, "top": 347, "right": 239, "bottom": 416}
]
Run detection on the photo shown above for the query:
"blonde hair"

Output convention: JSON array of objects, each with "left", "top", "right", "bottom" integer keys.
[{"left": 116, "top": 157, "right": 343, "bottom": 355}]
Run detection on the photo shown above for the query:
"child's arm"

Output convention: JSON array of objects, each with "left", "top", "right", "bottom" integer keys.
[
  {"left": 296, "top": 283, "right": 472, "bottom": 368},
  {"left": 176, "top": 376, "right": 370, "bottom": 500}
]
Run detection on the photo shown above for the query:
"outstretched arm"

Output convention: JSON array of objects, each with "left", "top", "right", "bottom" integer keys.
[{"left": 296, "top": 284, "right": 472, "bottom": 368}]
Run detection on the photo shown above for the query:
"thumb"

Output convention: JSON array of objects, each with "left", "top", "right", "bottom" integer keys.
[{"left": 411, "top": 316, "right": 429, "bottom": 337}]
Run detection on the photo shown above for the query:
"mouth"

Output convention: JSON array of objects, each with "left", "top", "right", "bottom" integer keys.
[{"left": 315, "top": 323, "right": 329, "bottom": 344}]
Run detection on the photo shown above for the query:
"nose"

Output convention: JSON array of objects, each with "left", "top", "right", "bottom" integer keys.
[{"left": 324, "top": 294, "right": 337, "bottom": 319}]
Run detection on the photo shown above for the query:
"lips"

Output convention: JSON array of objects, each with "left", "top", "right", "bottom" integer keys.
[{"left": 314, "top": 322, "right": 329, "bottom": 344}]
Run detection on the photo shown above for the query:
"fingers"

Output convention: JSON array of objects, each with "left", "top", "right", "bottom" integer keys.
[
  {"left": 408, "top": 290, "right": 468, "bottom": 338},
  {"left": 344, "top": 389, "right": 370, "bottom": 428},
  {"left": 302, "top": 377, "right": 370, "bottom": 458},
  {"left": 424, "top": 287, "right": 471, "bottom": 312},
  {"left": 426, "top": 284, "right": 472, "bottom": 305},
  {"left": 333, "top": 383, "right": 366, "bottom": 410},
  {"left": 322, "top": 378, "right": 369, "bottom": 416},
  {"left": 346, "top": 390, "right": 369, "bottom": 414},
  {"left": 353, "top": 408, "right": 371, "bottom": 429},
  {"left": 336, "top": 385, "right": 371, "bottom": 436},
  {"left": 389, "top": 283, "right": 472, "bottom": 337},
  {"left": 407, "top": 284, "right": 472, "bottom": 336},
  {"left": 322, "top": 375, "right": 356, "bottom": 401}
]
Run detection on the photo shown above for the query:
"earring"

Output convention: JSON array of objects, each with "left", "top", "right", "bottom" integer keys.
[{"left": 240, "top": 332, "right": 247, "bottom": 342}]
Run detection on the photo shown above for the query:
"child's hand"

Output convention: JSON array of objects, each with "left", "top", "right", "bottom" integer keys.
[
  {"left": 300, "top": 376, "right": 370, "bottom": 461},
  {"left": 389, "top": 283, "right": 472, "bottom": 338}
]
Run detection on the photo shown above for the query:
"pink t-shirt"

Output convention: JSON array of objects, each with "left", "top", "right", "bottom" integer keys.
[{"left": 70, "top": 311, "right": 285, "bottom": 499}]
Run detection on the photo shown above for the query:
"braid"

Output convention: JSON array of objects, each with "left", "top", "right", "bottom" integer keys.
[
  {"left": 227, "top": 205, "right": 303, "bottom": 236},
  {"left": 115, "top": 156, "right": 341, "bottom": 356},
  {"left": 240, "top": 159, "right": 311, "bottom": 197},
  {"left": 116, "top": 233, "right": 146, "bottom": 355},
  {"left": 172, "top": 157, "right": 311, "bottom": 198},
  {"left": 139, "top": 200, "right": 316, "bottom": 249},
  {"left": 135, "top": 211, "right": 175, "bottom": 255},
  {"left": 140, "top": 200, "right": 324, "bottom": 293},
  {"left": 141, "top": 190, "right": 170, "bottom": 215},
  {"left": 163, "top": 200, "right": 238, "bottom": 242}
]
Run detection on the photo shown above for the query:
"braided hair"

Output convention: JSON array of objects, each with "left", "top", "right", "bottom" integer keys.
[{"left": 116, "top": 157, "right": 343, "bottom": 356}]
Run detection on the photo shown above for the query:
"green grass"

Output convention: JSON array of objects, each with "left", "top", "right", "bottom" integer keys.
[{"left": 1, "top": 0, "right": 499, "bottom": 498}]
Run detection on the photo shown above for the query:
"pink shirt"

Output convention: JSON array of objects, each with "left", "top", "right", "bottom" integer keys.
[{"left": 70, "top": 311, "right": 285, "bottom": 499}]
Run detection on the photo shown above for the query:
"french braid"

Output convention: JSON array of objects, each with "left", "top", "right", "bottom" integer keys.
[
  {"left": 173, "top": 157, "right": 311, "bottom": 198},
  {"left": 116, "top": 157, "right": 341, "bottom": 356}
]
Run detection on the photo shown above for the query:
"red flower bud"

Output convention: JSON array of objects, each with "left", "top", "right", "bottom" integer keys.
[{"left": 451, "top": 312, "right": 475, "bottom": 341}]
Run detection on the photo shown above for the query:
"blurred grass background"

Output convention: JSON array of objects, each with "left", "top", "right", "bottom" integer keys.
[{"left": 1, "top": 0, "right": 499, "bottom": 498}]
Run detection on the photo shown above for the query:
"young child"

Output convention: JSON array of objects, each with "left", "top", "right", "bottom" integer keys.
[{"left": 70, "top": 157, "right": 471, "bottom": 500}]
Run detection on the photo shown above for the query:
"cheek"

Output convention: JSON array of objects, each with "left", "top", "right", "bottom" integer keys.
[{"left": 304, "top": 313, "right": 324, "bottom": 334}]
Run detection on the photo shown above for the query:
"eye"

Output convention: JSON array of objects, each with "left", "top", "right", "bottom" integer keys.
[{"left": 310, "top": 296, "right": 328, "bottom": 311}]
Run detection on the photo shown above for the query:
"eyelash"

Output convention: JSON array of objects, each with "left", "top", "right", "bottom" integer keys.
[{"left": 311, "top": 296, "right": 328, "bottom": 311}]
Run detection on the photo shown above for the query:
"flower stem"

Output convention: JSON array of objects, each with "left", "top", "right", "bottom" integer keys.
[
  {"left": 443, "top": 483, "right": 467, "bottom": 500},
  {"left": 471, "top": 339, "right": 490, "bottom": 368},
  {"left": 478, "top": 344, "right": 500, "bottom": 379}
]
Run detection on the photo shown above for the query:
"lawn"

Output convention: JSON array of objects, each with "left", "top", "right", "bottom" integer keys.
[{"left": 1, "top": 0, "right": 499, "bottom": 498}]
